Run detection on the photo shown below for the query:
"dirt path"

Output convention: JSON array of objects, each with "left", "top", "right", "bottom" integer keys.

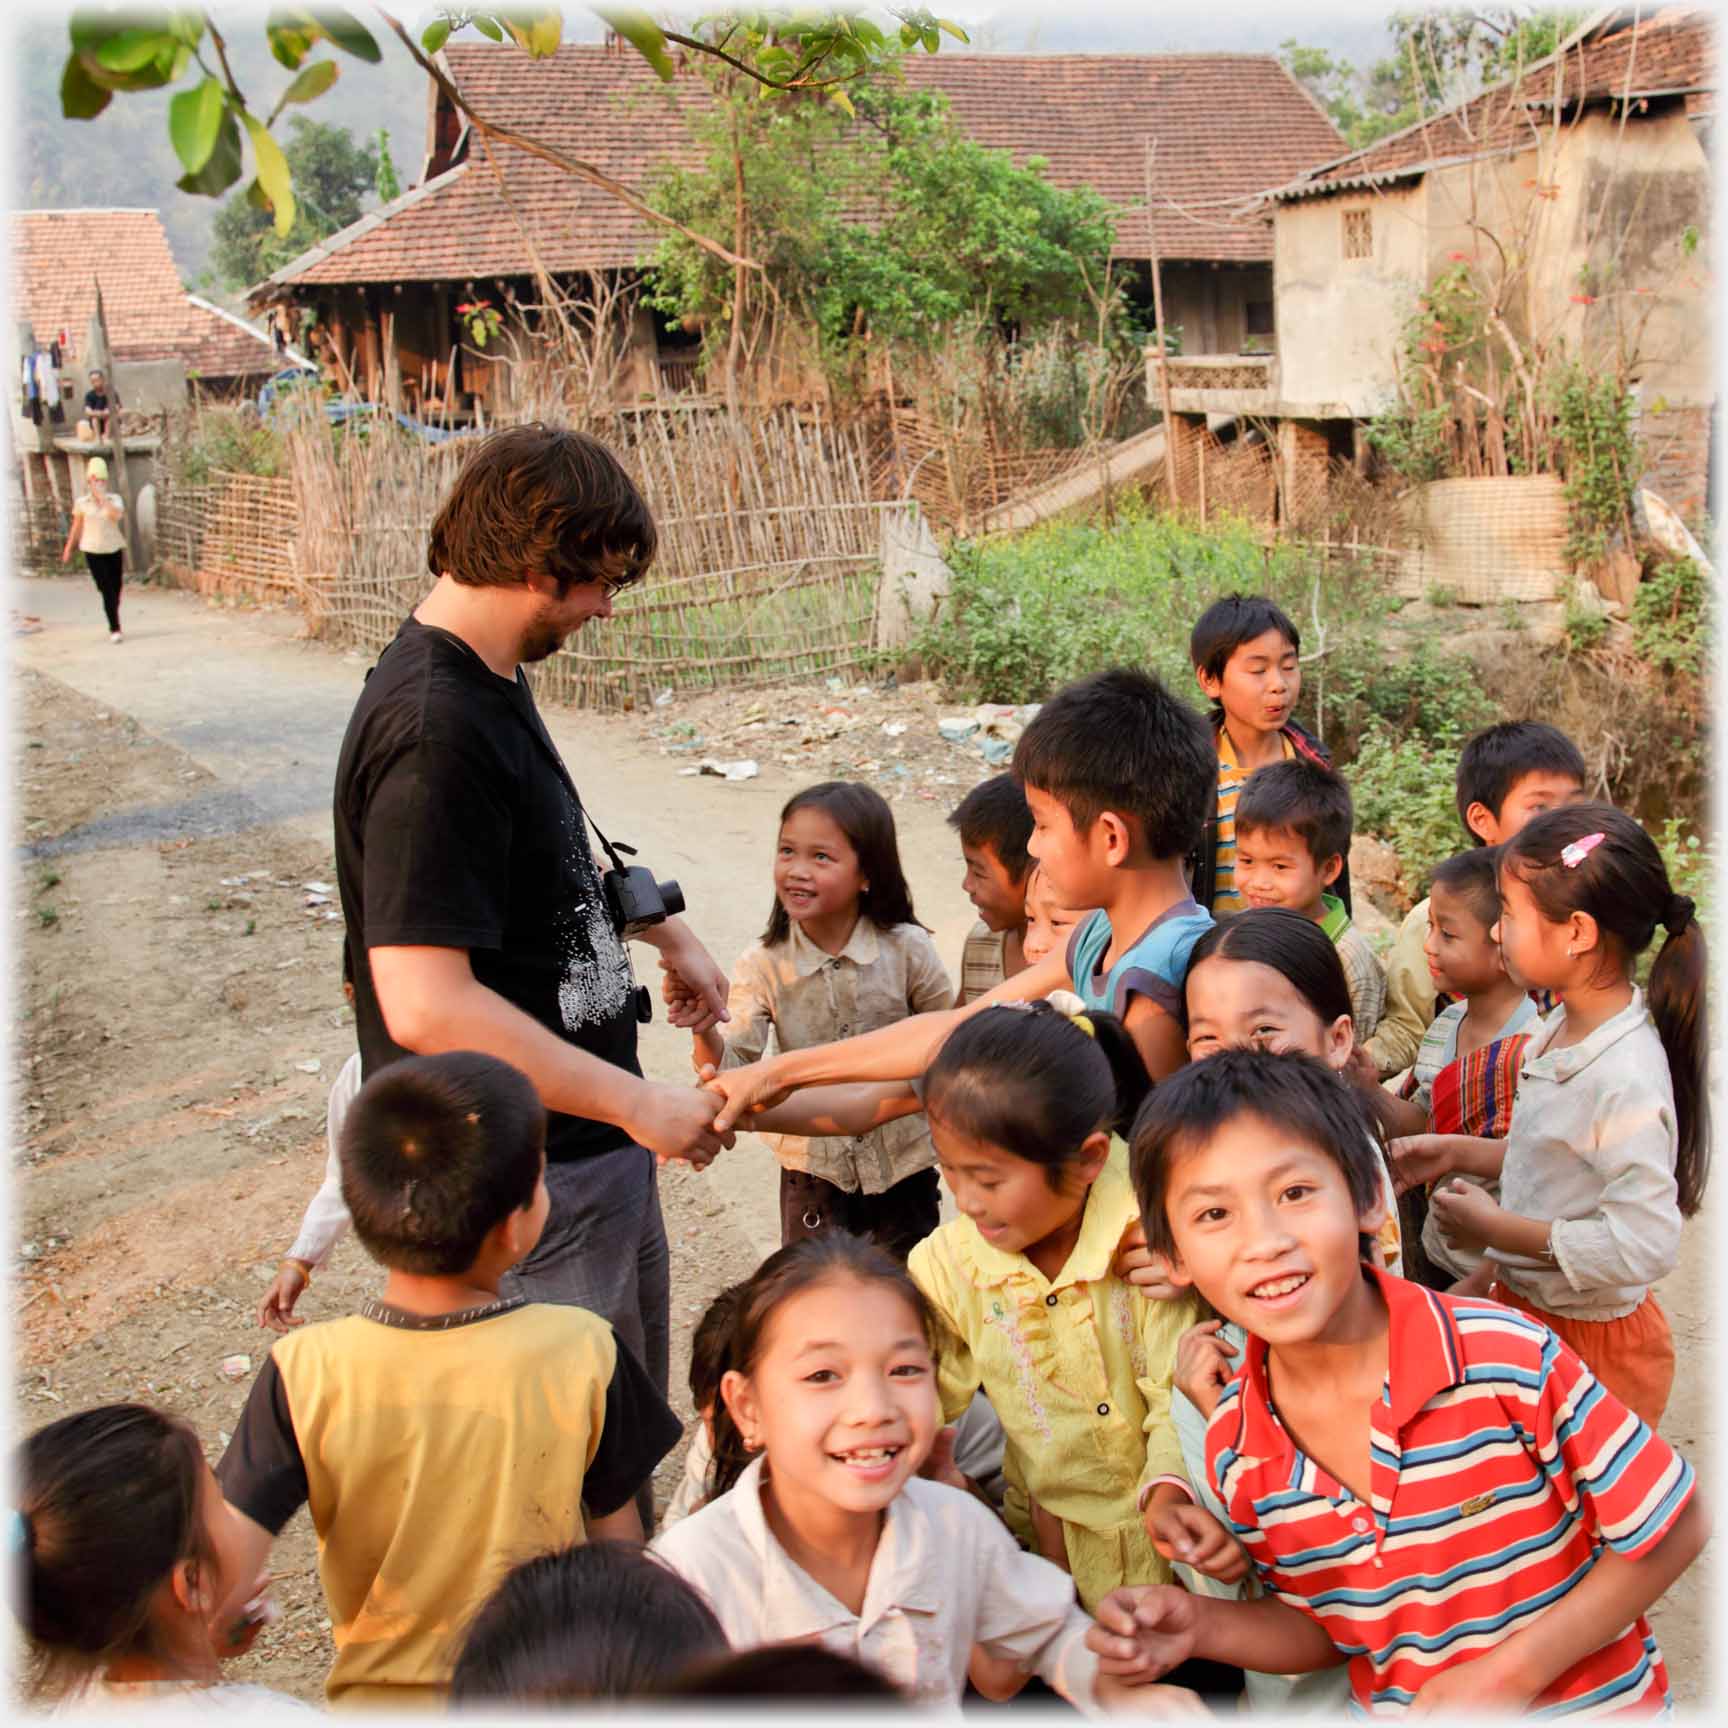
[{"left": 10, "top": 573, "right": 1712, "bottom": 1704}]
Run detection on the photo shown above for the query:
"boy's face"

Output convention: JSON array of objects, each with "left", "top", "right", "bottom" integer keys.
[
  {"left": 959, "top": 839, "right": 1028, "bottom": 933},
  {"left": 1423, "top": 880, "right": 1504, "bottom": 998},
  {"left": 1163, "top": 1111, "right": 1383, "bottom": 1349},
  {"left": 1466, "top": 770, "right": 1584, "bottom": 845},
  {"left": 1233, "top": 824, "right": 1340, "bottom": 920},
  {"left": 1023, "top": 784, "right": 1119, "bottom": 909},
  {"left": 1197, "top": 629, "right": 1300, "bottom": 738}
]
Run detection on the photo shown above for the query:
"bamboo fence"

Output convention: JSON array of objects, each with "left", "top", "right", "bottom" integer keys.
[{"left": 155, "top": 405, "right": 896, "bottom": 710}]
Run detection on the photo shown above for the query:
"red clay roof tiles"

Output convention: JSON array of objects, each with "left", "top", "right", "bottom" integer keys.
[{"left": 268, "top": 44, "right": 1343, "bottom": 288}]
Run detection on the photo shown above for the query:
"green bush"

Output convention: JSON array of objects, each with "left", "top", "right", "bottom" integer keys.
[
  {"left": 1348, "top": 722, "right": 1471, "bottom": 890},
  {"left": 1632, "top": 557, "right": 1709, "bottom": 677},
  {"left": 176, "top": 411, "right": 283, "bottom": 485}
]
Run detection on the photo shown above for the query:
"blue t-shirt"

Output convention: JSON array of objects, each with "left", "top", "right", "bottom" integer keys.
[{"left": 1065, "top": 899, "right": 1213, "bottom": 1021}]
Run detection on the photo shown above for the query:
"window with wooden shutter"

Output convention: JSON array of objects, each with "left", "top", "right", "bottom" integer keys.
[{"left": 1342, "top": 208, "right": 1373, "bottom": 260}]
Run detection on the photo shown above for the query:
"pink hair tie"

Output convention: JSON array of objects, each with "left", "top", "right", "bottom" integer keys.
[{"left": 1560, "top": 832, "right": 1606, "bottom": 869}]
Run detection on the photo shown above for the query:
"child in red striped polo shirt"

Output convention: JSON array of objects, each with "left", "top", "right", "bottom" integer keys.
[{"left": 1098, "top": 1048, "right": 1707, "bottom": 1717}]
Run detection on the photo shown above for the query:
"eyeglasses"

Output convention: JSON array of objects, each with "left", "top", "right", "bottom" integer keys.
[{"left": 600, "top": 573, "right": 631, "bottom": 600}]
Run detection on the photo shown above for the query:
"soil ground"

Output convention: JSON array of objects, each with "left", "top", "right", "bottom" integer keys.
[{"left": 9, "top": 573, "right": 1714, "bottom": 1705}]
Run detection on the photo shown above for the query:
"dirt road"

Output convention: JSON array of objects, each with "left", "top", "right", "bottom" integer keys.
[{"left": 10, "top": 573, "right": 1713, "bottom": 1704}]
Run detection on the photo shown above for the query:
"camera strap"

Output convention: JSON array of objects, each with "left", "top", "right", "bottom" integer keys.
[{"left": 581, "top": 806, "right": 636, "bottom": 878}]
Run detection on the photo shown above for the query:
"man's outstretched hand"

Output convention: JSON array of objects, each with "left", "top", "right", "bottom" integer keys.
[{"left": 629, "top": 1080, "right": 734, "bottom": 1169}]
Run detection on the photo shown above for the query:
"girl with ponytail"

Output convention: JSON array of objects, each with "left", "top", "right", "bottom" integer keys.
[{"left": 1416, "top": 803, "right": 1708, "bottom": 1426}]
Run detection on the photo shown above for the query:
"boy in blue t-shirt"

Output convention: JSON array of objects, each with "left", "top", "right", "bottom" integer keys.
[{"left": 707, "top": 667, "right": 1217, "bottom": 1121}]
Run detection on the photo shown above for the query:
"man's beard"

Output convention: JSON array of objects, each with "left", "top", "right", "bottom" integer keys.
[{"left": 518, "top": 600, "right": 569, "bottom": 665}]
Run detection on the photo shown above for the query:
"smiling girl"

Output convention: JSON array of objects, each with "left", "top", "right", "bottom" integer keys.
[
  {"left": 649, "top": 1233, "right": 1194, "bottom": 1712},
  {"left": 692, "top": 782, "right": 951, "bottom": 1258}
]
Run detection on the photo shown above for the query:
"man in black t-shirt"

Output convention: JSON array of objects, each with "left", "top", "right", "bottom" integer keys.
[
  {"left": 83, "top": 369, "right": 111, "bottom": 439},
  {"left": 332, "top": 426, "right": 733, "bottom": 1501}
]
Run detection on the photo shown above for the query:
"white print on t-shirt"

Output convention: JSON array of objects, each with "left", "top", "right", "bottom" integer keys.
[{"left": 554, "top": 808, "right": 636, "bottom": 1031}]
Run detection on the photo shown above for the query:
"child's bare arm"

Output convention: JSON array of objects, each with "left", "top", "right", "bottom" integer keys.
[
  {"left": 711, "top": 1077, "right": 921, "bottom": 1138},
  {"left": 707, "top": 950, "right": 1073, "bottom": 1132},
  {"left": 1089, "top": 1586, "right": 1343, "bottom": 1680},
  {"left": 1368, "top": 1083, "right": 1429, "bottom": 1142},
  {"left": 1122, "top": 996, "right": 1187, "bottom": 1082},
  {"left": 588, "top": 1500, "right": 645, "bottom": 1544},
  {"left": 1389, "top": 1133, "right": 1505, "bottom": 1193},
  {"left": 1407, "top": 1492, "right": 1710, "bottom": 1717}
]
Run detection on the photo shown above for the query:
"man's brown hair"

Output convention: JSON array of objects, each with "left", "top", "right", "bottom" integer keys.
[{"left": 427, "top": 423, "right": 657, "bottom": 592}]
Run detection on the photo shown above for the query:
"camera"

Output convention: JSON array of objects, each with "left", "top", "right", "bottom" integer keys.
[{"left": 603, "top": 863, "right": 685, "bottom": 940}]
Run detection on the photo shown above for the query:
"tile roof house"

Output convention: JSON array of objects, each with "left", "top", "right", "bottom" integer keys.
[
  {"left": 11, "top": 208, "right": 288, "bottom": 395},
  {"left": 1148, "top": 6, "right": 1715, "bottom": 529},
  {"left": 249, "top": 43, "right": 1343, "bottom": 410}
]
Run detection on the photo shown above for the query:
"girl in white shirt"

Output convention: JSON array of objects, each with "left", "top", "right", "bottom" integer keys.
[
  {"left": 1420, "top": 804, "right": 1707, "bottom": 1427},
  {"left": 650, "top": 1231, "right": 1201, "bottom": 1716}
]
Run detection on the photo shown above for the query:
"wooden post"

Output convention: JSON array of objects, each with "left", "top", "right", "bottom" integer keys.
[
  {"left": 83, "top": 283, "right": 142, "bottom": 570},
  {"left": 1144, "top": 138, "right": 1180, "bottom": 507},
  {"left": 1198, "top": 433, "right": 1208, "bottom": 525}
]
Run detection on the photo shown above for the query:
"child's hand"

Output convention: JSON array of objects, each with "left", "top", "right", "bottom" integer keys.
[
  {"left": 967, "top": 1645, "right": 1030, "bottom": 1701},
  {"left": 1172, "top": 1319, "right": 1239, "bottom": 1418},
  {"left": 1144, "top": 1498, "right": 1249, "bottom": 1585},
  {"left": 1028, "top": 1494, "right": 1070, "bottom": 1570},
  {"left": 1342, "top": 1041, "right": 1383, "bottom": 1091},
  {"left": 706, "top": 1059, "right": 794, "bottom": 1132},
  {"left": 1112, "top": 1219, "right": 1184, "bottom": 1300},
  {"left": 257, "top": 1264, "right": 310, "bottom": 1332},
  {"left": 1403, "top": 1644, "right": 1535, "bottom": 1717},
  {"left": 1092, "top": 1676, "right": 1211, "bottom": 1716},
  {"left": 918, "top": 1425, "right": 971, "bottom": 1493},
  {"left": 1389, "top": 1134, "right": 1453, "bottom": 1195},
  {"left": 1429, "top": 1178, "right": 1502, "bottom": 1253},
  {"left": 1448, "top": 1262, "right": 1497, "bottom": 1299},
  {"left": 1086, "top": 1586, "right": 1199, "bottom": 1682}
]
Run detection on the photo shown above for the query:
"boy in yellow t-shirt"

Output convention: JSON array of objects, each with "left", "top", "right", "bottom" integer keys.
[{"left": 216, "top": 1052, "right": 680, "bottom": 1707}]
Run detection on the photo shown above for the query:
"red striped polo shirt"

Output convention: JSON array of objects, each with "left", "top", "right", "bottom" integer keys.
[{"left": 1208, "top": 1268, "right": 1694, "bottom": 1715}]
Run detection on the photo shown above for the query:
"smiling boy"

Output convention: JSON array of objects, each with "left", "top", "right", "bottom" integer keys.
[
  {"left": 1095, "top": 1049, "right": 1709, "bottom": 1716},
  {"left": 1232, "top": 758, "right": 1384, "bottom": 1040},
  {"left": 948, "top": 775, "right": 1036, "bottom": 1002}
]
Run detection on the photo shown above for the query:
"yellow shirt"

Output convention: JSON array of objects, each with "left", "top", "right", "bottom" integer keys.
[{"left": 908, "top": 1154, "right": 1200, "bottom": 1613}]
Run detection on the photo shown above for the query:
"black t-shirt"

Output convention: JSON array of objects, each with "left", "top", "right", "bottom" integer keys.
[
  {"left": 84, "top": 389, "right": 108, "bottom": 412},
  {"left": 333, "top": 618, "right": 641, "bottom": 1160}
]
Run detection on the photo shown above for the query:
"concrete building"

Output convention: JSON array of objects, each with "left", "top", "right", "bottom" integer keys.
[{"left": 1148, "top": 6, "right": 1715, "bottom": 525}]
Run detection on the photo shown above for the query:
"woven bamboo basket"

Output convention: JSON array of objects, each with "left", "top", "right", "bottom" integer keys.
[{"left": 1395, "top": 475, "right": 1571, "bottom": 603}]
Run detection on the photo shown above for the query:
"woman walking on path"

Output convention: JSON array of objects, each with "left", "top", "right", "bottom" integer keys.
[{"left": 60, "top": 455, "right": 126, "bottom": 642}]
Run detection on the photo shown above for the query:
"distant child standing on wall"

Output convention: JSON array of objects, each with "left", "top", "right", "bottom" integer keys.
[
  {"left": 1415, "top": 805, "right": 1709, "bottom": 1428},
  {"left": 1186, "top": 595, "right": 1337, "bottom": 916},
  {"left": 1230, "top": 758, "right": 1384, "bottom": 1039},
  {"left": 692, "top": 781, "right": 952, "bottom": 1260},
  {"left": 948, "top": 774, "right": 1036, "bottom": 1002}
]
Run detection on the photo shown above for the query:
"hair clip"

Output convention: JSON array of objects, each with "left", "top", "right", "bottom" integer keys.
[
  {"left": 1560, "top": 832, "right": 1606, "bottom": 869},
  {"left": 1069, "top": 1013, "right": 1097, "bottom": 1041},
  {"left": 8, "top": 1509, "right": 32, "bottom": 1556}
]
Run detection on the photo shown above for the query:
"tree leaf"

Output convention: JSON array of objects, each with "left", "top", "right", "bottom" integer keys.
[
  {"left": 96, "top": 28, "right": 177, "bottom": 73},
  {"left": 169, "top": 76, "right": 226, "bottom": 174},
  {"left": 177, "top": 108, "right": 243, "bottom": 197},
  {"left": 273, "top": 56, "right": 340, "bottom": 121},
  {"left": 242, "top": 111, "right": 299, "bottom": 237},
  {"left": 421, "top": 18, "right": 452, "bottom": 55},
  {"left": 304, "top": 7, "right": 382, "bottom": 63},
  {"left": 937, "top": 19, "right": 971, "bottom": 44},
  {"left": 828, "top": 85, "right": 856, "bottom": 118},
  {"left": 473, "top": 16, "right": 505, "bottom": 42},
  {"left": 596, "top": 8, "right": 675, "bottom": 82},
  {"left": 60, "top": 52, "right": 112, "bottom": 121},
  {"left": 528, "top": 12, "right": 563, "bottom": 58}
]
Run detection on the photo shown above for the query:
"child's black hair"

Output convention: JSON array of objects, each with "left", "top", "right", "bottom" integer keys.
[
  {"left": 1454, "top": 721, "right": 1586, "bottom": 840},
  {"left": 1233, "top": 758, "right": 1353, "bottom": 871},
  {"left": 762, "top": 780, "right": 921, "bottom": 946},
  {"left": 948, "top": 773, "right": 1034, "bottom": 882},
  {"left": 1428, "top": 846, "right": 1502, "bottom": 931},
  {"left": 924, "top": 1002, "right": 1148, "bottom": 1188},
  {"left": 688, "top": 1282, "right": 752, "bottom": 1504},
  {"left": 1013, "top": 667, "right": 1216, "bottom": 860},
  {"left": 1183, "top": 907, "right": 1354, "bottom": 1031},
  {"left": 16, "top": 1403, "right": 213, "bottom": 1702},
  {"left": 1130, "top": 1048, "right": 1384, "bottom": 1261},
  {"left": 663, "top": 1644, "right": 903, "bottom": 1699},
  {"left": 1502, "top": 803, "right": 1709, "bottom": 1214},
  {"left": 710, "top": 1234, "right": 933, "bottom": 1499},
  {"left": 449, "top": 1542, "right": 726, "bottom": 1704},
  {"left": 339, "top": 1051, "right": 545, "bottom": 1276},
  {"left": 1188, "top": 594, "right": 1301, "bottom": 686}
]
